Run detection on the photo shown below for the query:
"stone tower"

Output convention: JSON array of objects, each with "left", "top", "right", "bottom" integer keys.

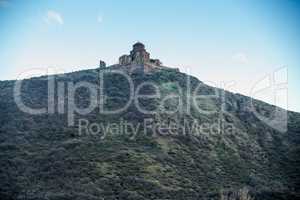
[
  {"left": 118, "top": 42, "right": 162, "bottom": 67},
  {"left": 130, "top": 42, "right": 150, "bottom": 65},
  {"left": 99, "top": 60, "right": 106, "bottom": 68}
]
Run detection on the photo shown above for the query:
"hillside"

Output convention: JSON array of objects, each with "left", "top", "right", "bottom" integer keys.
[{"left": 0, "top": 67, "right": 299, "bottom": 200}]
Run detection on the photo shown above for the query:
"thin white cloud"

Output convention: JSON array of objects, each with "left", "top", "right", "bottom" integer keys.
[
  {"left": 0, "top": 0, "right": 10, "bottom": 8},
  {"left": 232, "top": 52, "right": 248, "bottom": 64},
  {"left": 45, "top": 10, "right": 64, "bottom": 25}
]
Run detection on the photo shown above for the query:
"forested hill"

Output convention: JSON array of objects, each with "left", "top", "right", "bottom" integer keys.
[{"left": 0, "top": 67, "right": 299, "bottom": 200}]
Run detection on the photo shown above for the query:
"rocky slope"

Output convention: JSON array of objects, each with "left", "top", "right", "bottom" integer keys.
[{"left": 0, "top": 67, "right": 299, "bottom": 200}]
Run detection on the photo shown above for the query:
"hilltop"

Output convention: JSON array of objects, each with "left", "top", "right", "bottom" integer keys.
[{"left": 0, "top": 44, "right": 299, "bottom": 200}]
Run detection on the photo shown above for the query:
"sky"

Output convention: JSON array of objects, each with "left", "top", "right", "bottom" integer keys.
[{"left": 0, "top": 0, "right": 299, "bottom": 112}]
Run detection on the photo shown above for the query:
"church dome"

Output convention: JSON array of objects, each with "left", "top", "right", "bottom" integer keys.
[{"left": 133, "top": 42, "right": 145, "bottom": 50}]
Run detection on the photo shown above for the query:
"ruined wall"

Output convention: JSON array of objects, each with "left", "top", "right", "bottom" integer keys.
[{"left": 119, "top": 55, "right": 132, "bottom": 65}]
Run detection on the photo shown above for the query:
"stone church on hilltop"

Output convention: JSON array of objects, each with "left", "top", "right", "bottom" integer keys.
[
  {"left": 119, "top": 42, "right": 162, "bottom": 66},
  {"left": 99, "top": 42, "right": 178, "bottom": 73}
]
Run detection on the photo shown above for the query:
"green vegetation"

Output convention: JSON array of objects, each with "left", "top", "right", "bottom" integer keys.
[{"left": 0, "top": 68, "right": 299, "bottom": 199}]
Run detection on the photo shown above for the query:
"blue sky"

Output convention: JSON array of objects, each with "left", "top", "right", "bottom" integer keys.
[{"left": 0, "top": 0, "right": 299, "bottom": 112}]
